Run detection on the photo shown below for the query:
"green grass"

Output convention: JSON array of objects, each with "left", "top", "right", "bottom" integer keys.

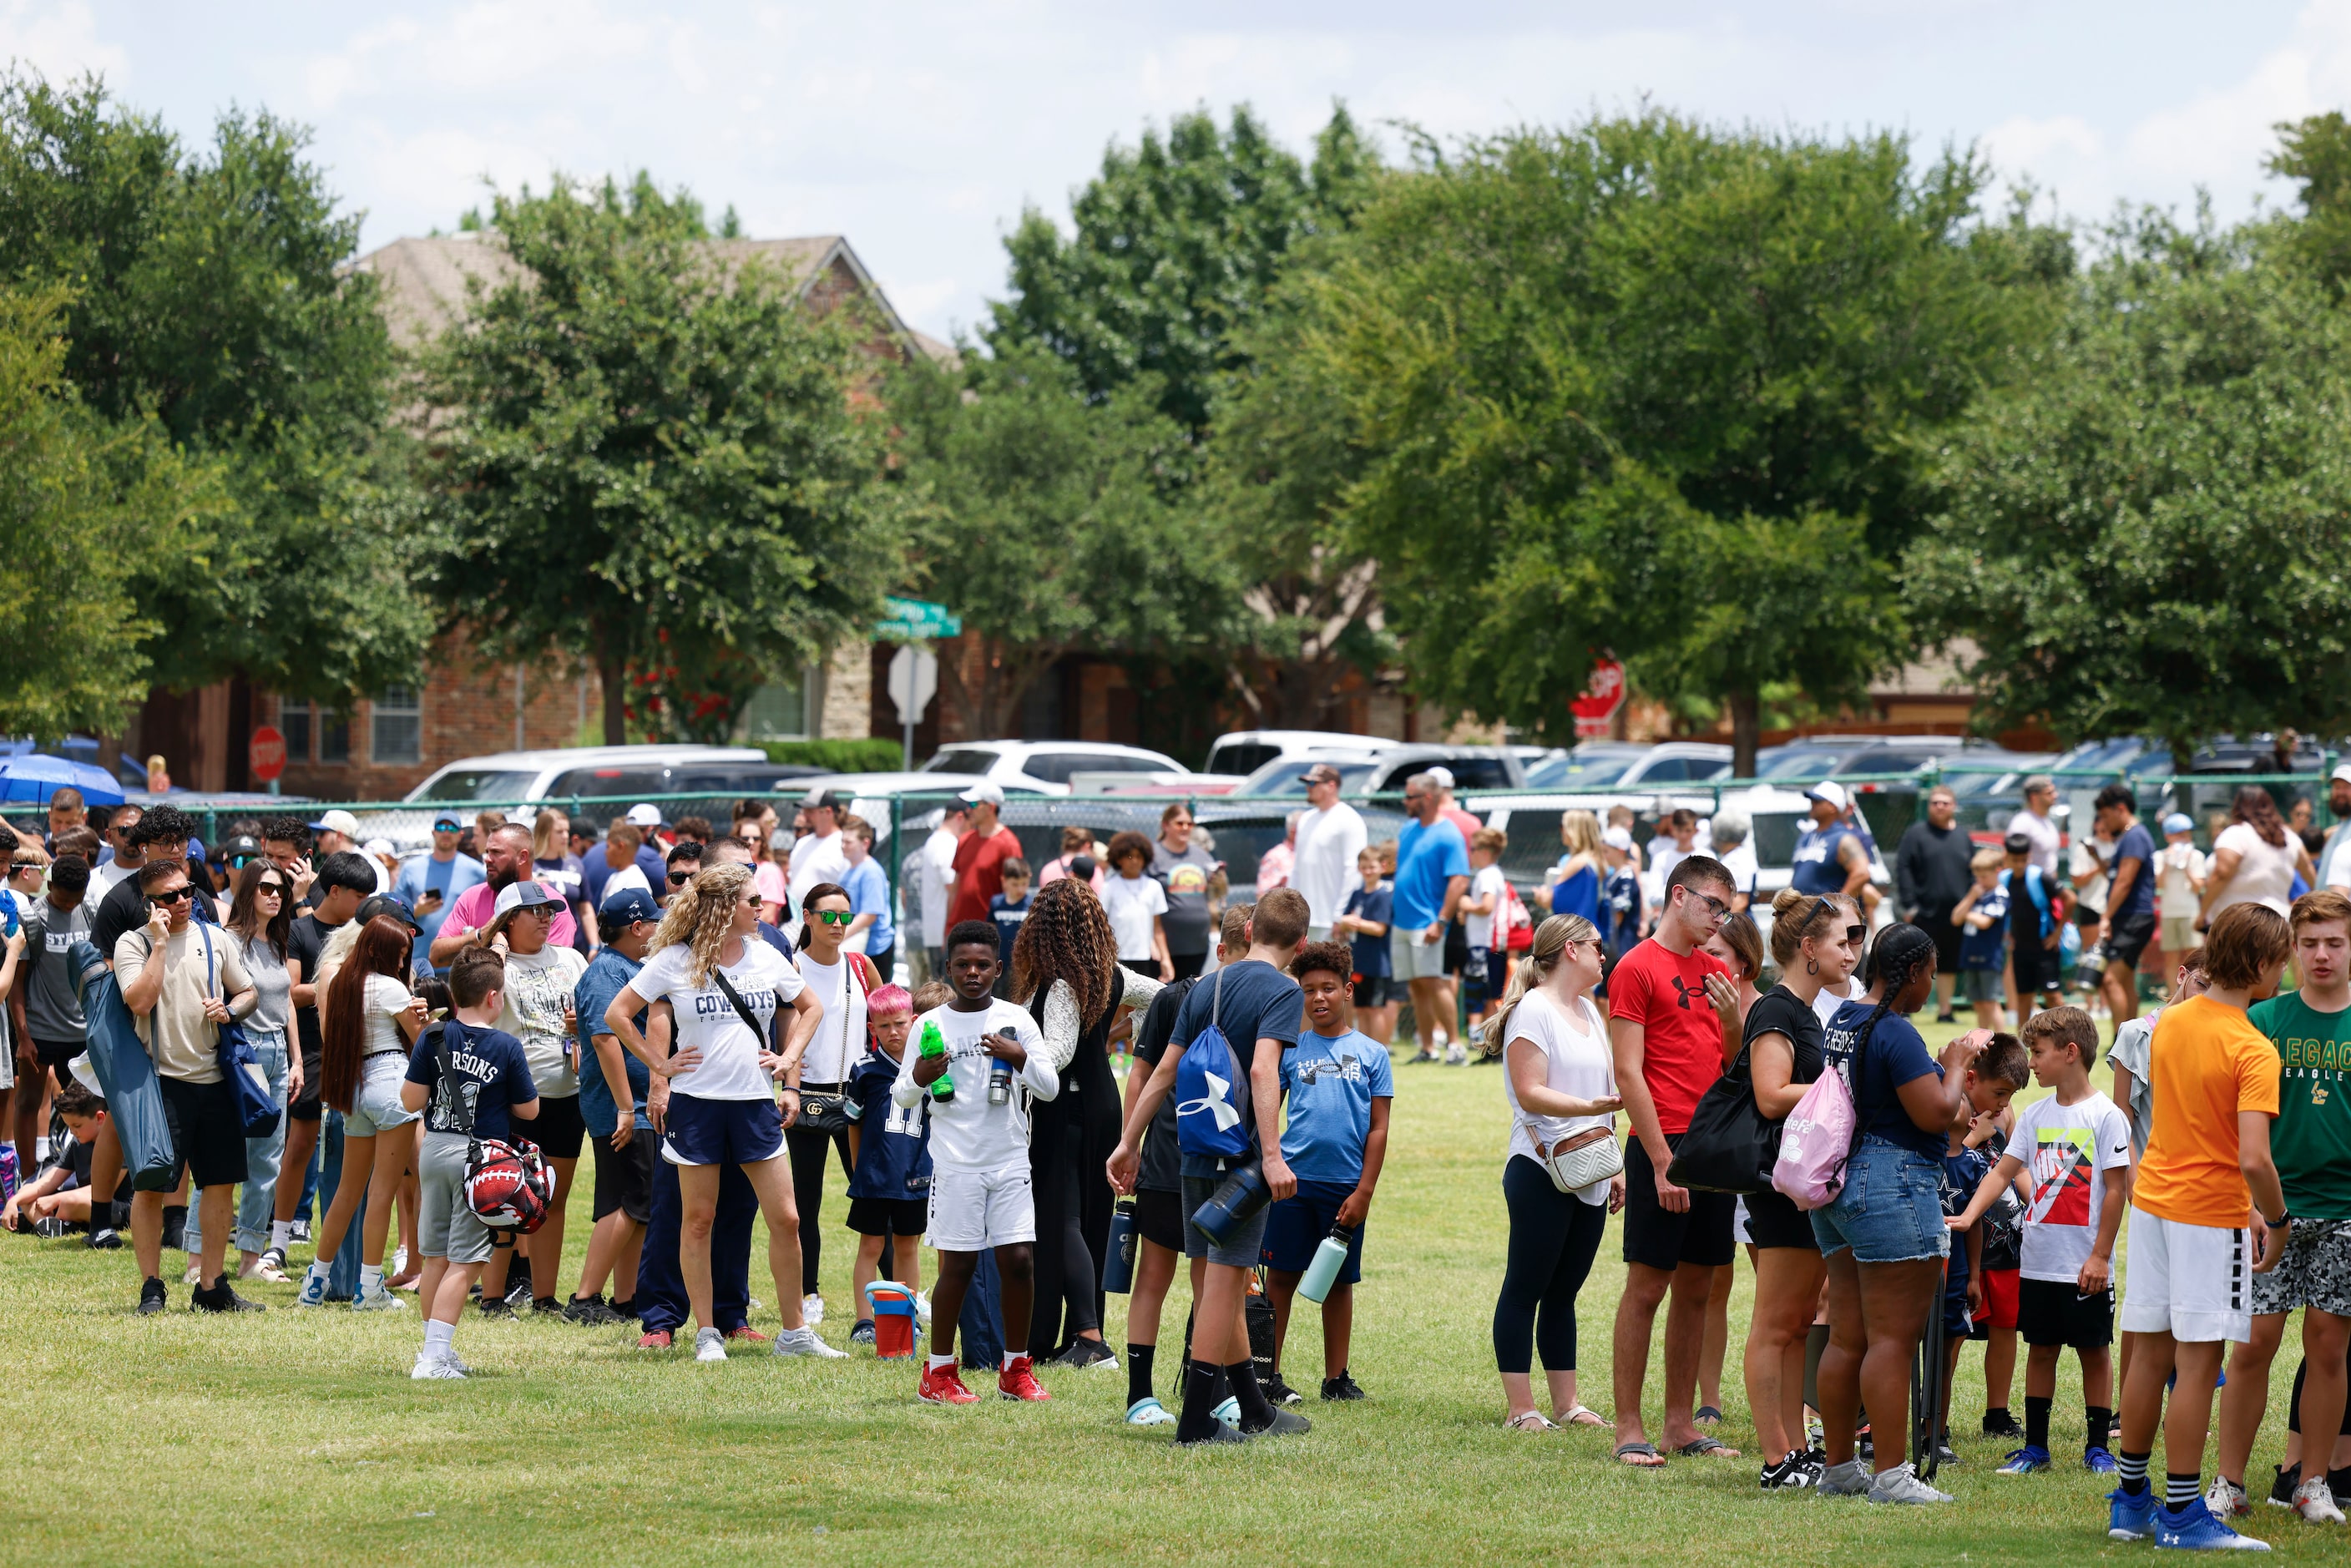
[{"left": 1, "top": 1020, "right": 2328, "bottom": 1565}]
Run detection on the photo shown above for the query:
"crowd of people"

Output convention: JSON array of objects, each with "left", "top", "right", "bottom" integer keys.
[{"left": 3, "top": 762, "right": 2350, "bottom": 1540}]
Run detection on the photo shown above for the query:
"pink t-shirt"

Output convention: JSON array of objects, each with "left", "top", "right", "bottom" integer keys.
[
  {"left": 755, "top": 861, "right": 787, "bottom": 912},
  {"left": 442, "top": 879, "right": 579, "bottom": 948}
]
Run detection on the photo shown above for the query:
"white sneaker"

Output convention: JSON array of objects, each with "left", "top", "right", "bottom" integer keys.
[
  {"left": 695, "top": 1327, "right": 728, "bottom": 1363},
  {"left": 390, "top": 1245, "right": 408, "bottom": 1276},
  {"left": 2212, "top": 1476, "right": 2253, "bottom": 1520},
  {"left": 915, "top": 1291, "right": 932, "bottom": 1328},
  {"left": 1444, "top": 1041, "right": 1469, "bottom": 1066},
  {"left": 2295, "top": 1476, "right": 2348, "bottom": 1525},
  {"left": 410, "top": 1354, "right": 466, "bottom": 1380},
  {"left": 352, "top": 1281, "right": 408, "bottom": 1312},
  {"left": 773, "top": 1326, "right": 849, "bottom": 1359},
  {"left": 1867, "top": 1463, "right": 1954, "bottom": 1505},
  {"left": 801, "top": 1294, "right": 826, "bottom": 1327},
  {"left": 1126, "top": 1396, "right": 1179, "bottom": 1426},
  {"left": 183, "top": 1263, "right": 202, "bottom": 1286}
]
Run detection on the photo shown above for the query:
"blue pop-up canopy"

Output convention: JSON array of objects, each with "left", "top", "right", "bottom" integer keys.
[{"left": 0, "top": 753, "right": 127, "bottom": 807}]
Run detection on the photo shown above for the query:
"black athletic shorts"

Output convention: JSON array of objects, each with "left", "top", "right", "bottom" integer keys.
[
  {"left": 1622, "top": 1134, "right": 1736, "bottom": 1272},
  {"left": 2011, "top": 933, "right": 2064, "bottom": 999},
  {"left": 33, "top": 1038, "right": 84, "bottom": 1075},
  {"left": 846, "top": 1195, "right": 928, "bottom": 1236},
  {"left": 531, "top": 1093, "right": 586, "bottom": 1161},
  {"left": 1443, "top": 918, "right": 1469, "bottom": 978},
  {"left": 1927, "top": 915, "right": 1965, "bottom": 979},
  {"left": 1352, "top": 975, "right": 1398, "bottom": 1009},
  {"left": 2017, "top": 1275, "right": 2115, "bottom": 1349},
  {"left": 2106, "top": 910, "right": 2156, "bottom": 973},
  {"left": 157, "top": 1074, "right": 249, "bottom": 1189},
  {"left": 590, "top": 1129, "right": 654, "bottom": 1225},
  {"left": 1134, "top": 1185, "right": 1186, "bottom": 1253},
  {"left": 1743, "top": 1185, "right": 1824, "bottom": 1252},
  {"left": 288, "top": 1043, "right": 325, "bottom": 1123}
]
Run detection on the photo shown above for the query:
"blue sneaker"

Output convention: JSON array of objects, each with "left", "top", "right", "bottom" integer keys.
[
  {"left": 2111, "top": 1487, "right": 2158, "bottom": 1542},
  {"left": 1998, "top": 1445, "right": 2053, "bottom": 1474},
  {"left": 296, "top": 1269, "right": 326, "bottom": 1308},
  {"left": 2086, "top": 1447, "right": 2121, "bottom": 1474},
  {"left": 2154, "top": 1496, "right": 2270, "bottom": 1550}
]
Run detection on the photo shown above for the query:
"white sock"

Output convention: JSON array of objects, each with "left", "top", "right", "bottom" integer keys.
[
  {"left": 270, "top": 1221, "right": 293, "bottom": 1251},
  {"left": 423, "top": 1320, "right": 455, "bottom": 1356},
  {"left": 1003, "top": 1352, "right": 1024, "bottom": 1371},
  {"left": 928, "top": 1353, "right": 957, "bottom": 1370},
  {"left": 360, "top": 1264, "right": 382, "bottom": 1294},
  {"left": 306, "top": 1259, "right": 331, "bottom": 1285}
]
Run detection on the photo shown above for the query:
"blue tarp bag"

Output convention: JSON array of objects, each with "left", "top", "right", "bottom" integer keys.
[
  {"left": 1174, "top": 966, "right": 1253, "bottom": 1160},
  {"left": 72, "top": 938, "right": 178, "bottom": 1192}
]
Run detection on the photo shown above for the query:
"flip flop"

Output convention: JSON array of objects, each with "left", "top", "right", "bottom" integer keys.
[
  {"left": 1504, "top": 1411, "right": 1558, "bottom": 1433},
  {"left": 1675, "top": 1435, "right": 1742, "bottom": 1459},
  {"left": 1694, "top": 1405, "right": 1724, "bottom": 1426},
  {"left": 1615, "top": 1441, "right": 1666, "bottom": 1467},
  {"left": 1560, "top": 1404, "right": 1608, "bottom": 1428}
]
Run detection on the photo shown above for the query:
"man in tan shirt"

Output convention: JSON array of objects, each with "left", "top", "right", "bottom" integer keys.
[{"left": 116, "top": 857, "right": 258, "bottom": 1315}]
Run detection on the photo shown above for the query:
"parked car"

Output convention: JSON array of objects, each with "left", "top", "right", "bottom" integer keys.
[
  {"left": 1202, "top": 729, "right": 1392, "bottom": 779},
  {"left": 918, "top": 740, "right": 1186, "bottom": 795},
  {"left": 1522, "top": 743, "right": 1651, "bottom": 791},
  {"left": 1236, "top": 743, "right": 1528, "bottom": 797},
  {"left": 402, "top": 745, "right": 811, "bottom": 805}
]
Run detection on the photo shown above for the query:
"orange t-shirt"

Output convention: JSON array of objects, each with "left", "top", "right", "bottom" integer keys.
[{"left": 2133, "top": 995, "right": 2282, "bottom": 1228}]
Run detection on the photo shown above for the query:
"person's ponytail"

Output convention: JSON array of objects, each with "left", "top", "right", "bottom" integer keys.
[{"left": 1480, "top": 913, "right": 1598, "bottom": 1051}]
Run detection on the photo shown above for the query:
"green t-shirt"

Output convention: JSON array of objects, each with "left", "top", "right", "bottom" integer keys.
[{"left": 2249, "top": 991, "right": 2351, "bottom": 1219}]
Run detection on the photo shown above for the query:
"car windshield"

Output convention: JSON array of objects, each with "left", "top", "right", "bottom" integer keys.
[
  {"left": 1526, "top": 751, "right": 1637, "bottom": 789},
  {"left": 1757, "top": 747, "right": 1856, "bottom": 781},
  {"left": 924, "top": 749, "right": 998, "bottom": 776},
  {"left": 415, "top": 769, "right": 538, "bottom": 802}
]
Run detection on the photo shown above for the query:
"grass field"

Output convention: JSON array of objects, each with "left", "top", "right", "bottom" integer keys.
[{"left": 1, "top": 1019, "right": 2331, "bottom": 1565}]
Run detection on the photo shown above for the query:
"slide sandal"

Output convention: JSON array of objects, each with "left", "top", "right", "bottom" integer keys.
[
  {"left": 1676, "top": 1435, "right": 1742, "bottom": 1459},
  {"left": 1560, "top": 1404, "right": 1608, "bottom": 1428},
  {"left": 1615, "top": 1442, "right": 1667, "bottom": 1468}
]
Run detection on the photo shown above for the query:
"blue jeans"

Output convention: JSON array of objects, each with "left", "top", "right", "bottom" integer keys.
[
  {"left": 180, "top": 1036, "right": 291, "bottom": 1259},
  {"left": 1809, "top": 1136, "right": 1951, "bottom": 1264}
]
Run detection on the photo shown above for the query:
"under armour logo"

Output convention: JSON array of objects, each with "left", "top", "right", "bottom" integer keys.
[
  {"left": 1671, "top": 977, "right": 1700, "bottom": 1009},
  {"left": 1179, "top": 1072, "right": 1243, "bottom": 1131}
]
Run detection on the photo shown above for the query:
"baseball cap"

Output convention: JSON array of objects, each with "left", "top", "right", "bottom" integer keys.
[
  {"left": 493, "top": 880, "right": 563, "bottom": 921},
  {"left": 958, "top": 781, "right": 1005, "bottom": 807},
  {"left": 307, "top": 808, "right": 362, "bottom": 838},
  {"left": 1299, "top": 762, "right": 1345, "bottom": 787},
  {"left": 430, "top": 812, "right": 463, "bottom": 832},
  {"left": 1805, "top": 781, "right": 1848, "bottom": 811},
  {"left": 356, "top": 893, "right": 421, "bottom": 933},
  {"left": 599, "top": 887, "right": 660, "bottom": 928},
  {"left": 802, "top": 787, "right": 847, "bottom": 811},
  {"left": 2003, "top": 832, "right": 2032, "bottom": 856},
  {"left": 1601, "top": 826, "right": 1636, "bottom": 852},
  {"left": 624, "top": 803, "right": 663, "bottom": 829},
  {"left": 361, "top": 837, "right": 396, "bottom": 859},
  {"left": 1426, "top": 766, "right": 1456, "bottom": 792},
  {"left": 2333, "top": 762, "right": 2351, "bottom": 786},
  {"left": 2162, "top": 812, "right": 2195, "bottom": 835}
]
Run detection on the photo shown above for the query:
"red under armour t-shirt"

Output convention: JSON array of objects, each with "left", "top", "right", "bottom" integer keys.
[{"left": 1606, "top": 937, "right": 1729, "bottom": 1141}]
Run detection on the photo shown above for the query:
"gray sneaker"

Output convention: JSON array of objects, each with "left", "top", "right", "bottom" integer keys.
[
  {"left": 1867, "top": 1463, "right": 1954, "bottom": 1505},
  {"left": 1817, "top": 1459, "right": 1872, "bottom": 1497}
]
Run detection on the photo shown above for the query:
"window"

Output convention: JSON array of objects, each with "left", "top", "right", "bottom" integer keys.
[
  {"left": 740, "top": 669, "right": 815, "bottom": 741},
  {"left": 372, "top": 685, "right": 422, "bottom": 764},
  {"left": 924, "top": 748, "right": 1000, "bottom": 777},
  {"left": 280, "top": 700, "right": 312, "bottom": 764},
  {"left": 318, "top": 706, "right": 350, "bottom": 765}
]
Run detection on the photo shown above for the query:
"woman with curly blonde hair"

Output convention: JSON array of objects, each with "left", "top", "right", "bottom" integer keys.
[
  {"left": 604, "top": 862, "right": 840, "bottom": 1361},
  {"left": 1010, "top": 876, "right": 1164, "bottom": 1367}
]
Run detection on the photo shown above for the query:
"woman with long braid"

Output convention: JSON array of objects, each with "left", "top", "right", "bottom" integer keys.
[
  {"left": 1811, "top": 923, "right": 1986, "bottom": 1505},
  {"left": 1012, "top": 877, "right": 1161, "bottom": 1366}
]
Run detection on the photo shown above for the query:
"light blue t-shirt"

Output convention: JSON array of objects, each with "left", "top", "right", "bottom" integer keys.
[
  {"left": 1393, "top": 818, "right": 1469, "bottom": 931},
  {"left": 1278, "top": 1027, "right": 1395, "bottom": 1183},
  {"left": 844, "top": 855, "right": 895, "bottom": 959},
  {"left": 393, "top": 852, "right": 486, "bottom": 974}
]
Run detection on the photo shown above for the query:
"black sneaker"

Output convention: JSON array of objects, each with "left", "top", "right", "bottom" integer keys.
[
  {"left": 193, "top": 1278, "right": 265, "bottom": 1313},
  {"left": 2268, "top": 1464, "right": 2302, "bottom": 1509},
  {"left": 1263, "top": 1371, "right": 1304, "bottom": 1407},
  {"left": 1321, "top": 1371, "right": 1367, "bottom": 1402},
  {"left": 289, "top": 1218, "right": 311, "bottom": 1243},
  {"left": 1983, "top": 1409, "right": 2024, "bottom": 1440},
  {"left": 1057, "top": 1338, "right": 1118, "bottom": 1370},
  {"left": 137, "top": 1277, "right": 167, "bottom": 1316},
  {"left": 1932, "top": 1438, "right": 1959, "bottom": 1469},
  {"left": 478, "top": 1297, "right": 515, "bottom": 1320},
  {"left": 86, "top": 1227, "right": 123, "bottom": 1250},
  {"left": 503, "top": 1273, "right": 533, "bottom": 1308},
  {"left": 561, "top": 1294, "right": 620, "bottom": 1326},
  {"left": 532, "top": 1295, "right": 564, "bottom": 1317},
  {"left": 1761, "top": 1450, "right": 1814, "bottom": 1490},
  {"left": 33, "top": 1216, "right": 70, "bottom": 1238},
  {"left": 850, "top": 1319, "right": 876, "bottom": 1346}
]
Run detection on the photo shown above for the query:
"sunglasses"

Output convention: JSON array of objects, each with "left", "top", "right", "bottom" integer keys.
[
  {"left": 1797, "top": 896, "right": 1868, "bottom": 946},
  {"left": 256, "top": 880, "right": 286, "bottom": 896},
  {"left": 810, "top": 908, "right": 854, "bottom": 927},
  {"left": 148, "top": 888, "right": 194, "bottom": 906},
  {"left": 669, "top": 872, "right": 695, "bottom": 887},
  {"left": 9, "top": 860, "right": 40, "bottom": 874}
]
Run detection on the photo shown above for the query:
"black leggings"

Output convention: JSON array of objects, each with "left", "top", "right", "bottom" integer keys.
[
  {"left": 785, "top": 1119, "right": 855, "bottom": 1296},
  {"left": 1054, "top": 1138, "right": 1099, "bottom": 1338},
  {"left": 1493, "top": 1155, "right": 1609, "bottom": 1375}
]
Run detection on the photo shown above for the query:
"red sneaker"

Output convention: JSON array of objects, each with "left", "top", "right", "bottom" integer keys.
[
  {"left": 998, "top": 1355, "right": 1051, "bottom": 1402},
  {"left": 637, "top": 1330, "right": 672, "bottom": 1349},
  {"left": 724, "top": 1326, "right": 770, "bottom": 1343},
  {"left": 918, "top": 1362, "right": 978, "bottom": 1405}
]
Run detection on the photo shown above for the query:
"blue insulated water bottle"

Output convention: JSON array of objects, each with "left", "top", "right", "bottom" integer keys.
[
  {"left": 1104, "top": 1197, "right": 1138, "bottom": 1293},
  {"left": 1298, "top": 1226, "right": 1353, "bottom": 1304},
  {"left": 1190, "top": 1162, "right": 1271, "bottom": 1246}
]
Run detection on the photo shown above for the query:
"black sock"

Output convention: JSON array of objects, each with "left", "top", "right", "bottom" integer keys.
[
  {"left": 2025, "top": 1395, "right": 2052, "bottom": 1450},
  {"left": 1983, "top": 1404, "right": 2012, "bottom": 1430},
  {"left": 1176, "top": 1359, "right": 1221, "bottom": 1442},
  {"left": 1209, "top": 1361, "right": 1231, "bottom": 1406},
  {"left": 2086, "top": 1404, "right": 2113, "bottom": 1454},
  {"left": 2330, "top": 1464, "right": 2351, "bottom": 1498},
  {"left": 1227, "top": 1358, "right": 1277, "bottom": 1432},
  {"left": 2166, "top": 1472, "right": 2202, "bottom": 1508},
  {"left": 1127, "top": 1343, "right": 1156, "bottom": 1409},
  {"left": 2119, "top": 1448, "right": 2151, "bottom": 1496}
]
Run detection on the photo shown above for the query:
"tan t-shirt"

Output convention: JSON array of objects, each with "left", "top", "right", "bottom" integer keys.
[{"left": 114, "top": 922, "right": 251, "bottom": 1085}]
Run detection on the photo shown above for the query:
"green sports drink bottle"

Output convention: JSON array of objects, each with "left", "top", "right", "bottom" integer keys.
[{"left": 918, "top": 1019, "right": 955, "bottom": 1103}]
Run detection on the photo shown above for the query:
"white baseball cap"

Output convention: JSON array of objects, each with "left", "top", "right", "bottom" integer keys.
[
  {"left": 306, "top": 808, "right": 362, "bottom": 838},
  {"left": 1425, "top": 766, "right": 1456, "bottom": 791},
  {"left": 1601, "top": 826, "right": 1635, "bottom": 852},
  {"left": 958, "top": 781, "right": 1005, "bottom": 807},
  {"left": 361, "top": 837, "right": 396, "bottom": 858},
  {"left": 493, "top": 880, "right": 562, "bottom": 920},
  {"left": 2333, "top": 762, "right": 2351, "bottom": 786},
  {"left": 1805, "top": 781, "right": 1849, "bottom": 811},
  {"left": 624, "top": 802, "right": 663, "bottom": 828}
]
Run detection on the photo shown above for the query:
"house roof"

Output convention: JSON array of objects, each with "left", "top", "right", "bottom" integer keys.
[{"left": 350, "top": 230, "right": 952, "bottom": 364}]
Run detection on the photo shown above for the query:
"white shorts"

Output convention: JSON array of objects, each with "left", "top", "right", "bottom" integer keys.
[
  {"left": 2119, "top": 1207, "right": 2252, "bottom": 1344},
  {"left": 925, "top": 1165, "right": 1036, "bottom": 1252}
]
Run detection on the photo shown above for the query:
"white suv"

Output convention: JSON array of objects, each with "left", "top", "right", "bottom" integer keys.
[{"left": 918, "top": 740, "right": 1185, "bottom": 796}]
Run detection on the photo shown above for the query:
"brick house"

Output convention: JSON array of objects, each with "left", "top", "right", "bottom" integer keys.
[{"left": 127, "top": 232, "right": 946, "bottom": 800}]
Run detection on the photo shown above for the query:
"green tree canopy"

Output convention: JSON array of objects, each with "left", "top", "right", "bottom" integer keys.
[
  {"left": 422, "top": 174, "right": 902, "bottom": 745},
  {"left": 1914, "top": 214, "right": 2351, "bottom": 763}
]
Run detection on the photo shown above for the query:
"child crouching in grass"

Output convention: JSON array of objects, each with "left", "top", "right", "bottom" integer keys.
[
  {"left": 399, "top": 948, "right": 539, "bottom": 1379},
  {"left": 1262, "top": 940, "right": 1393, "bottom": 1404},
  {"left": 845, "top": 984, "right": 928, "bottom": 1346}
]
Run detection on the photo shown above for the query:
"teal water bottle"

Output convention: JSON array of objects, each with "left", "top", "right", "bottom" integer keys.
[{"left": 1298, "top": 1226, "right": 1353, "bottom": 1305}]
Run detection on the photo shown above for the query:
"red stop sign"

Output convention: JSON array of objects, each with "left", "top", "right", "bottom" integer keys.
[
  {"left": 250, "top": 725, "right": 287, "bottom": 782},
  {"left": 1570, "top": 659, "right": 1626, "bottom": 738}
]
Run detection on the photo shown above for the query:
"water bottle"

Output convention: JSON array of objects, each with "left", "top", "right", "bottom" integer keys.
[
  {"left": 1190, "top": 1162, "right": 1270, "bottom": 1246},
  {"left": 918, "top": 1019, "right": 954, "bottom": 1104},
  {"left": 988, "top": 1057, "right": 1012, "bottom": 1105},
  {"left": 1298, "top": 1226, "right": 1353, "bottom": 1304},
  {"left": 1103, "top": 1198, "right": 1138, "bottom": 1293}
]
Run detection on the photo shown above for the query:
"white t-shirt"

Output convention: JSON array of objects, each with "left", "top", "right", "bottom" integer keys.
[
  {"left": 634, "top": 938, "right": 806, "bottom": 1102},
  {"left": 1101, "top": 873, "right": 1168, "bottom": 961},
  {"left": 2012, "top": 808, "right": 2061, "bottom": 880},
  {"left": 890, "top": 999, "right": 1056, "bottom": 1173},
  {"left": 361, "top": 974, "right": 413, "bottom": 1059},
  {"left": 788, "top": 830, "right": 851, "bottom": 914},
  {"left": 1810, "top": 976, "right": 1863, "bottom": 1029},
  {"left": 2109, "top": 1011, "right": 2157, "bottom": 1161},
  {"left": 1291, "top": 801, "right": 1368, "bottom": 932},
  {"left": 796, "top": 952, "right": 871, "bottom": 1085},
  {"left": 1466, "top": 863, "right": 1509, "bottom": 948},
  {"left": 2212, "top": 822, "right": 2299, "bottom": 918},
  {"left": 918, "top": 827, "right": 960, "bottom": 948},
  {"left": 498, "top": 943, "right": 589, "bottom": 1095},
  {"left": 602, "top": 864, "right": 653, "bottom": 903},
  {"left": 1718, "top": 840, "right": 1760, "bottom": 900},
  {"left": 1501, "top": 989, "right": 1616, "bottom": 1206},
  {"left": 2157, "top": 844, "right": 2207, "bottom": 918},
  {"left": 2013, "top": 1090, "right": 2132, "bottom": 1284}
]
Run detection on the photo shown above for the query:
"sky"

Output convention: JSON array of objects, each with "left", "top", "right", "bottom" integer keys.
[{"left": 8, "top": 1, "right": 2351, "bottom": 341}]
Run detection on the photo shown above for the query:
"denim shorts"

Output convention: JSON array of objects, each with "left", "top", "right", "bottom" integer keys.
[
  {"left": 1809, "top": 1136, "right": 1950, "bottom": 1264},
  {"left": 344, "top": 1052, "right": 419, "bottom": 1138}
]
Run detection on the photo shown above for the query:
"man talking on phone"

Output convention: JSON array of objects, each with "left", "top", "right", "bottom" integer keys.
[{"left": 393, "top": 813, "right": 484, "bottom": 977}]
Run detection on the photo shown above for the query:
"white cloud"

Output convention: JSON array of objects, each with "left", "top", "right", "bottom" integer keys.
[{"left": 0, "top": 0, "right": 125, "bottom": 86}]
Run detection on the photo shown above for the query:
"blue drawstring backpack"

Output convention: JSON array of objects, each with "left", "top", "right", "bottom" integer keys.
[
  {"left": 1174, "top": 965, "right": 1253, "bottom": 1161},
  {"left": 195, "top": 923, "right": 281, "bottom": 1139},
  {"left": 73, "top": 938, "right": 179, "bottom": 1192}
]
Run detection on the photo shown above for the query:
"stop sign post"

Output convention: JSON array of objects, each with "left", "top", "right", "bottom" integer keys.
[
  {"left": 1570, "top": 660, "right": 1625, "bottom": 740},
  {"left": 250, "top": 725, "right": 287, "bottom": 792}
]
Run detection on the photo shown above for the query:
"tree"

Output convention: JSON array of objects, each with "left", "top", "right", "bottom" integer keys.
[
  {"left": 422, "top": 174, "right": 903, "bottom": 745},
  {"left": 0, "top": 71, "right": 431, "bottom": 706},
  {"left": 887, "top": 344, "right": 1254, "bottom": 739},
  {"left": 1291, "top": 113, "right": 2065, "bottom": 769},
  {"left": 0, "top": 286, "right": 227, "bottom": 737},
  {"left": 2268, "top": 111, "right": 2351, "bottom": 290},
  {"left": 1914, "top": 213, "right": 2351, "bottom": 764}
]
